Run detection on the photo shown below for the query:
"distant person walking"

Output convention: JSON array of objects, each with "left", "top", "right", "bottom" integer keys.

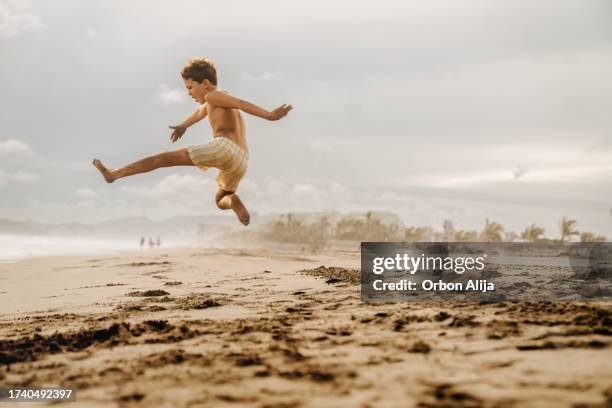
[{"left": 139, "top": 236, "right": 145, "bottom": 249}]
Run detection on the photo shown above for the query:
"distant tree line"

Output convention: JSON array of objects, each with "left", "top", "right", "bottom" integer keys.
[{"left": 259, "top": 212, "right": 607, "bottom": 248}]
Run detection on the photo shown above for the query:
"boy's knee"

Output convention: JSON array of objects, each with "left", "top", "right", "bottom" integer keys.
[
  {"left": 215, "top": 190, "right": 233, "bottom": 209},
  {"left": 178, "top": 148, "right": 193, "bottom": 164},
  {"left": 215, "top": 193, "right": 226, "bottom": 209}
]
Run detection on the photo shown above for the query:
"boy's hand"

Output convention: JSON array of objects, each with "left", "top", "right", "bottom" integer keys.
[
  {"left": 169, "top": 125, "right": 187, "bottom": 143},
  {"left": 268, "top": 104, "right": 293, "bottom": 121}
]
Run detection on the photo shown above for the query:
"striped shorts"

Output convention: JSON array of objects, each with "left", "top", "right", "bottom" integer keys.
[{"left": 187, "top": 137, "right": 248, "bottom": 192}]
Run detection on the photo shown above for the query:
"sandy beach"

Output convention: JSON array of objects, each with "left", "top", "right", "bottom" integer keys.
[{"left": 0, "top": 247, "right": 611, "bottom": 407}]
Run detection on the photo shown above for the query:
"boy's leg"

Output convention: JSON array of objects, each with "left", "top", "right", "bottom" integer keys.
[
  {"left": 93, "top": 148, "right": 194, "bottom": 183},
  {"left": 216, "top": 189, "right": 250, "bottom": 226}
]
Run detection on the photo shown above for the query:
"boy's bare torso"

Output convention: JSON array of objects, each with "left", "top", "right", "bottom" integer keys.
[{"left": 206, "top": 95, "right": 248, "bottom": 153}]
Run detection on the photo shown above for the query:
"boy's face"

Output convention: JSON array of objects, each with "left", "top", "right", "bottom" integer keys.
[{"left": 184, "top": 78, "right": 210, "bottom": 104}]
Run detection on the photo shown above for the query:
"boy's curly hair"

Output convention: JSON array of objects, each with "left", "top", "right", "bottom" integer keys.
[{"left": 181, "top": 57, "right": 217, "bottom": 85}]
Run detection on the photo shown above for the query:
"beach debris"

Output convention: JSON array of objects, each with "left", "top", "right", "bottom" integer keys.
[
  {"left": 119, "top": 393, "right": 145, "bottom": 402},
  {"left": 175, "top": 295, "right": 222, "bottom": 310},
  {"left": 234, "top": 354, "right": 264, "bottom": 366},
  {"left": 434, "top": 311, "right": 451, "bottom": 322},
  {"left": 300, "top": 266, "right": 360, "bottom": 284},
  {"left": 126, "top": 261, "right": 171, "bottom": 267},
  {"left": 195, "top": 298, "right": 220, "bottom": 309},
  {"left": 448, "top": 315, "right": 480, "bottom": 328},
  {"left": 0, "top": 320, "right": 183, "bottom": 365},
  {"left": 409, "top": 340, "right": 432, "bottom": 353},
  {"left": 517, "top": 340, "right": 607, "bottom": 351},
  {"left": 127, "top": 290, "right": 171, "bottom": 297},
  {"left": 420, "top": 383, "right": 482, "bottom": 408}
]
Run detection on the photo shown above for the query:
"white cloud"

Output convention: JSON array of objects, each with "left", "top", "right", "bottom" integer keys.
[
  {"left": 74, "top": 188, "right": 99, "bottom": 200},
  {"left": 121, "top": 174, "right": 217, "bottom": 199},
  {"left": 235, "top": 181, "right": 355, "bottom": 214},
  {"left": 517, "top": 164, "right": 612, "bottom": 184},
  {"left": 0, "top": 1, "right": 44, "bottom": 36},
  {"left": 415, "top": 162, "right": 612, "bottom": 189},
  {"left": 76, "top": 199, "right": 95, "bottom": 208},
  {"left": 0, "top": 139, "right": 34, "bottom": 155},
  {"left": 330, "top": 182, "right": 352, "bottom": 199},
  {"left": 292, "top": 183, "right": 320, "bottom": 196},
  {"left": 240, "top": 71, "right": 276, "bottom": 81},
  {"left": 157, "top": 83, "right": 187, "bottom": 105},
  {"left": 420, "top": 169, "right": 523, "bottom": 188},
  {"left": 117, "top": 176, "right": 357, "bottom": 217},
  {"left": 0, "top": 169, "right": 39, "bottom": 185},
  {"left": 265, "top": 180, "right": 285, "bottom": 195}
]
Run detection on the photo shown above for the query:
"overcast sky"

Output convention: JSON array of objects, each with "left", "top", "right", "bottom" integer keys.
[{"left": 1, "top": 0, "right": 611, "bottom": 237}]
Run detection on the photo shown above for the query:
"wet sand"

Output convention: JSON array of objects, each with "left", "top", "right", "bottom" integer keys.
[{"left": 0, "top": 248, "right": 611, "bottom": 407}]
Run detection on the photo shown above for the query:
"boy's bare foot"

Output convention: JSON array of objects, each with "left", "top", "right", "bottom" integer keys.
[
  {"left": 92, "top": 159, "right": 116, "bottom": 183},
  {"left": 231, "top": 195, "right": 250, "bottom": 226}
]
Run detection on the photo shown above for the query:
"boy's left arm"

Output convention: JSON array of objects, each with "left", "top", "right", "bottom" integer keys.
[
  {"left": 205, "top": 91, "right": 292, "bottom": 121},
  {"left": 169, "top": 104, "right": 208, "bottom": 143}
]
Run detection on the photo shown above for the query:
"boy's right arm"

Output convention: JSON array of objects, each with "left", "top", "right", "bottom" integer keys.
[
  {"left": 205, "top": 91, "right": 292, "bottom": 121},
  {"left": 169, "top": 104, "right": 208, "bottom": 143}
]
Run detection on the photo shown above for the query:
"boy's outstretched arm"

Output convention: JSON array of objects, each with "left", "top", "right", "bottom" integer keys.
[
  {"left": 169, "top": 104, "right": 208, "bottom": 142},
  {"left": 205, "top": 91, "right": 292, "bottom": 121}
]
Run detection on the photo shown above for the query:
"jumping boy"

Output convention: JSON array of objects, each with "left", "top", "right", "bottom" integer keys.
[{"left": 93, "top": 57, "right": 292, "bottom": 225}]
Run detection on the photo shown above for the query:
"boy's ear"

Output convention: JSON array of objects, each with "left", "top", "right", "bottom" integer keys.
[{"left": 202, "top": 79, "right": 211, "bottom": 87}]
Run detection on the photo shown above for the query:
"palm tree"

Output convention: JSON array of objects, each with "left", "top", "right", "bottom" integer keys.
[
  {"left": 521, "top": 224, "right": 545, "bottom": 242},
  {"left": 443, "top": 220, "right": 455, "bottom": 241},
  {"left": 580, "top": 232, "right": 607, "bottom": 242},
  {"left": 365, "top": 211, "right": 373, "bottom": 229},
  {"left": 504, "top": 231, "right": 519, "bottom": 242},
  {"left": 559, "top": 217, "right": 579, "bottom": 242},
  {"left": 454, "top": 230, "right": 478, "bottom": 242},
  {"left": 336, "top": 216, "right": 361, "bottom": 240},
  {"left": 479, "top": 219, "right": 504, "bottom": 242},
  {"left": 404, "top": 226, "right": 429, "bottom": 241}
]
